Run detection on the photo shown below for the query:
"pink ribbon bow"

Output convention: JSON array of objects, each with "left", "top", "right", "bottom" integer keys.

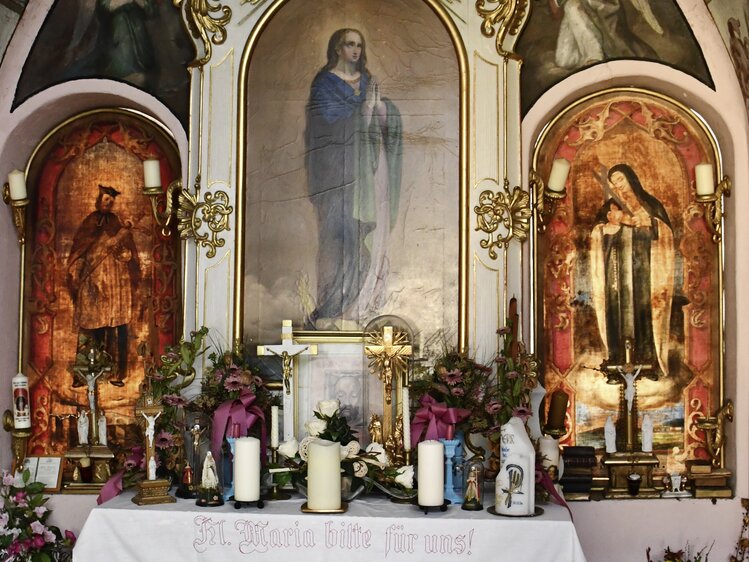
[
  {"left": 211, "top": 389, "right": 267, "bottom": 463},
  {"left": 410, "top": 395, "right": 470, "bottom": 445}
]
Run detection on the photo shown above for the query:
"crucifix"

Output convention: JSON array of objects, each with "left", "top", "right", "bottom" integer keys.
[
  {"left": 604, "top": 338, "right": 654, "bottom": 452},
  {"left": 72, "top": 347, "right": 112, "bottom": 446},
  {"left": 257, "top": 320, "right": 317, "bottom": 441},
  {"left": 365, "top": 326, "right": 412, "bottom": 441},
  {"left": 135, "top": 393, "right": 163, "bottom": 482}
]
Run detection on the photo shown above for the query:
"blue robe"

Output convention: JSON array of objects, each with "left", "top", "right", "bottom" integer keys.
[{"left": 305, "top": 71, "right": 402, "bottom": 326}]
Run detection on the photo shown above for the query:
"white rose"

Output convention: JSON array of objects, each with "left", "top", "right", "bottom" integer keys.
[
  {"left": 305, "top": 418, "right": 327, "bottom": 437},
  {"left": 278, "top": 438, "right": 299, "bottom": 459},
  {"left": 395, "top": 465, "right": 414, "bottom": 489},
  {"left": 317, "top": 399, "right": 340, "bottom": 418},
  {"left": 365, "top": 442, "right": 389, "bottom": 467},
  {"left": 345, "top": 441, "right": 360, "bottom": 459},
  {"left": 353, "top": 460, "right": 368, "bottom": 477},
  {"left": 298, "top": 436, "right": 317, "bottom": 461}
]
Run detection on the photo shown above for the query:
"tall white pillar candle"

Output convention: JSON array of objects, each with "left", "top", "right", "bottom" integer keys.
[
  {"left": 417, "top": 440, "right": 444, "bottom": 506},
  {"left": 538, "top": 435, "right": 560, "bottom": 478},
  {"left": 143, "top": 159, "right": 161, "bottom": 189},
  {"left": 307, "top": 439, "right": 341, "bottom": 510},
  {"left": 402, "top": 387, "right": 411, "bottom": 451},
  {"left": 695, "top": 163, "right": 715, "bottom": 196},
  {"left": 271, "top": 405, "right": 279, "bottom": 448},
  {"left": 547, "top": 159, "right": 570, "bottom": 192},
  {"left": 233, "top": 437, "right": 261, "bottom": 502},
  {"left": 12, "top": 372, "right": 31, "bottom": 429},
  {"left": 7, "top": 170, "right": 26, "bottom": 200}
]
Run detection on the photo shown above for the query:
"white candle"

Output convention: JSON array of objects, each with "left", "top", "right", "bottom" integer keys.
[
  {"left": 143, "top": 159, "right": 161, "bottom": 189},
  {"left": 271, "top": 406, "right": 279, "bottom": 448},
  {"left": 12, "top": 372, "right": 31, "bottom": 429},
  {"left": 307, "top": 439, "right": 341, "bottom": 510},
  {"left": 233, "top": 437, "right": 261, "bottom": 502},
  {"left": 547, "top": 159, "right": 570, "bottom": 192},
  {"left": 417, "top": 440, "right": 444, "bottom": 506},
  {"left": 7, "top": 170, "right": 26, "bottom": 200},
  {"left": 402, "top": 387, "right": 411, "bottom": 451},
  {"left": 695, "top": 163, "right": 715, "bottom": 196},
  {"left": 538, "top": 435, "right": 560, "bottom": 474}
]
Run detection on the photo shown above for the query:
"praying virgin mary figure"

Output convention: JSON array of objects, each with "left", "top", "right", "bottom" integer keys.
[
  {"left": 589, "top": 164, "right": 674, "bottom": 376},
  {"left": 305, "top": 28, "right": 403, "bottom": 329}
]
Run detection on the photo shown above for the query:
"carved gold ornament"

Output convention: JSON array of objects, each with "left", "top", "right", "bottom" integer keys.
[
  {"left": 475, "top": 0, "right": 528, "bottom": 58},
  {"left": 177, "top": 182, "right": 233, "bottom": 258},
  {"left": 174, "top": 0, "right": 232, "bottom": 68},
  {"left": 474, "top": 181, "right": 531, "bottom": 257}
]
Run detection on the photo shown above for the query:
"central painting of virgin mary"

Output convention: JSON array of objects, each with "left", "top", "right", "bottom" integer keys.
[{"left": 242, "top": 0, "right": 460, "bottom": 345}]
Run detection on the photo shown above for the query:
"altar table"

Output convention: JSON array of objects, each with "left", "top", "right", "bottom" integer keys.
[{"left": 73, "top": 491, "right": 586, "bottom": 561}]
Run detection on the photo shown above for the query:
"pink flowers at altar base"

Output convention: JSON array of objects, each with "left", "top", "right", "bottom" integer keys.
[{"left": 1, "top": 470, "right": 76, "bottom": 562}]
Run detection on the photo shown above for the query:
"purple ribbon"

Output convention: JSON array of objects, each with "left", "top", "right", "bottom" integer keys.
[
  {"left": 97, "top": 470, "right": 124, "bottom": 505},
  {"left": 410, "top": 395, "right": 470, "bottom": 445},
  {"left": 211, "top": 389, "right": 267, "bottom": 463}
]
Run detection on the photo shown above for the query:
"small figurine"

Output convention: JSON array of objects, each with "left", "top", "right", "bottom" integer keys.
[
  {"left": 641, "top": 414, "right": 653, "bottom": 452},
  {"left": 77, "top": 410, "right": 89, "bottom": 445},
  {"left": 605, "top": 415, "right": 616, "bottom": 453},
  {"left": 98, "top": 411, "right": 107, "bottom": 446}
]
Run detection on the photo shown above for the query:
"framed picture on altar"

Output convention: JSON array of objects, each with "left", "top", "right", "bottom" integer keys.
[
  {"left": 293, "top": 332, "right": 375, "bottom": 444},
  {"left": 20, "top": 455, "right": 64, "bottom": 492},
  {"left": 239, "top": 0, "right": 463, "bottom": 352},
  {"left": 533, "top": 89, "right": 725, "bottom": 471}
]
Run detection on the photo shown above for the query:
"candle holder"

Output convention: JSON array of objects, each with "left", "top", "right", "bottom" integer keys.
[
  {"left": 696, "top": 175, "right": 731, "bottom": 244},
  {"left": 3, "top": 183, "right": 30, "bottom": 244},
  {"left": 530, "top": 170, "right": 567, "bottom": 233},
  {"left": 413, "top": 499, "right": 450, "bottom": 514},
  {"left": 3, "top": 410, "right": 31, "bottom": 474},
  {"left": 264, "top": 447, "right": 291, "bottom": 501},
  {"left": 440, "top": 438, "right": 463, "bottom": 505},
  {"left": 301, "top": 501, "right": 348, "bottom": 514},
  {"left": 234, "top": 499, "right": 265, "bottom": 509},
  {"left": 142, "top": 178, "right": 183, "bottom": 237}
]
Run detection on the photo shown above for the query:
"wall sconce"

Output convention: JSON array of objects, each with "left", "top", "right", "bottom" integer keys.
[
  {"left": 142, "top": 159, "right": 183, "bottom": 236},
  {"left": 694, "top": 162, "right": 731, "bottom": 244},
  {"left": 531, "top": 158, "right": 569, "bottom": 232},
  {"left": 3, "top": 169, "right": 29, "bottom": 244}
]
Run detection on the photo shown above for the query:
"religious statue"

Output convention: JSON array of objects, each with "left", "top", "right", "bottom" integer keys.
[
  {"left": 605, "top": 415, "right": 616, "bottom": 454},
  {"left": 98, "top": 411, "right": 107, "bottom": 446},
  {"left": 201, "top": 451, "right": 219, "bottom": 489},
  {"left": 368, "top": 413, "right": 383, "bottom": 444},
  {"left": 148, "top": 456, "right": 157, "bottom": 481},
  {"left": 267, "top": 347, "right": 308, "bottom": 395},
  {"left": 190, "top": 417, "right": 206, "bottom": 452},
  {"left": 641, "top": 414, "right": 653, "bottom": 453},
  {"left": 464, "top": 465, "right": 480, "bottom": 505},
  {"left": 142, "top": 411, "right": 161, "bottom": 447},
  {"left": 77, "top": 410, "right": 90, "bottom": 445}
]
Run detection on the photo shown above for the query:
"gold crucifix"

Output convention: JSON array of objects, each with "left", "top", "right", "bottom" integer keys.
[{"left": 365, "top": 326, "right": 412, "bottom": 440}]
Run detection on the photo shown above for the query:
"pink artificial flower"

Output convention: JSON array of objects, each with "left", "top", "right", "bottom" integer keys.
[
  {"left": 155, "top": 431, "right": 175, "bottom": 450},
  {"left": 30, "top": 521, "right": 46, "bottom": 535},
  {"left": 440, "top": 369, "right": 463, "bottom": 386},
  {"left": 451, "top": 387, "right": 465, "bottom": 397},
  {"left": 31, "top": 534, "right": 46, "bottom": 549},
  {"left": 124, "top": 459, "right": 137, "bottom": 470},
  {"left": 506, "top": 370, "right": 519, "bottom": 379},
  {"left": 495, "top": 356, "right": 507, "bottom": 365},
  {"left": 2, "top": 471, "right": 13, "bottom": 486},
  {"left": 485, "top": 400, "right": 502, "bottom": 414},
  {"left": 223, "top": 375, "right": 243, "bottom": 392},
  {"left": 161, "top": 394, "right": 187, "bottom": 407},
  {"left": 512, "top": 405, "right": 532, "bottom": 422},
  {"left": 14, "top": 491, "right": 27, "bottom": 507},
  {"left": 34, "top": 506, "right": 47, "bottom": 518},
  {"left": 65, "top": 530, "right": 77, "bottom": 545},
  {"left": 43, "top": 528, "right": 56, "bottom": 543}
]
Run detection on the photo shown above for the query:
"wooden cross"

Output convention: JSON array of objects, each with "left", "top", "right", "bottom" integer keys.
[
  {"left": 257, "top": 320, "right": 317, "bottom": 441},
  {"left": 365, "top": 326, "right": 412, "bottom": 441}
]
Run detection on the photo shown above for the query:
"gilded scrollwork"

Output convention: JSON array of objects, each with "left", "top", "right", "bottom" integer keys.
[
  {"left": 474, "top": 180, "right": 531, "bottom": 258},
  {"left": 680, "top": 203, "right": 712, "bottom": 329},
  {"left": 475, "top": 0, "right": 528, "bottom": 59},
  {"left": 174, "top": 0, "right": 232, "bottom": 68},
  {"left": 177, "top": 181, "right": 232, "bottom": 258},
  {"left": 568, "top": 101, "right": 687, "bottom": 148}
]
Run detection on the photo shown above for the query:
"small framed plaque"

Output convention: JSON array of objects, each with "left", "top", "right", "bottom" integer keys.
[{"left": 21, "top": 455, "right": 64, "bottom": 493}]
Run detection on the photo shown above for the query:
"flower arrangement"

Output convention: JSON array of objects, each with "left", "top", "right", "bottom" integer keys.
[
  {"left": 646, "top": 543, "right": 713, "bottom": 562},
  {"left": 0, "top": 470, "right": 76, "bottom": 562},
  {"left": 276, "top": 400, "right": 415, "bottom": 499}
]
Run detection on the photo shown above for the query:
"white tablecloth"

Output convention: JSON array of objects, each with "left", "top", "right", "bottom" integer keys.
[{"left": 73, "top": 491, "right": 586, "bottom": 561}]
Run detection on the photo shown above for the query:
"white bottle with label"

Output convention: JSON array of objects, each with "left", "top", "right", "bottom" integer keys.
[
  {"left": 495, "top": 416, "right": 535, "bottom": 516},
  {"left": 12, "top": 372, "right": 31, "bottom": 429}
]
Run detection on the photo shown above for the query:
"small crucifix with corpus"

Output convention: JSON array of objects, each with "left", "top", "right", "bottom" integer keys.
[
  {"left": 604, "top": 338, "right": 655, "bottom": 452},
  {"left": 257, "top": 320, "right": 317, "bottom": 441},
  {"left": 365, "top": 326, "right": 412, "bottom": 441},
  {"left": 72, "top": 346, "right": 113, "bottom": 446}
]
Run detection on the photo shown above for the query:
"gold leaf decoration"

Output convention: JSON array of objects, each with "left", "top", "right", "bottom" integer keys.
[
  {"left": 475, "top": 0, "right": 528, "bottom": 59},
  {"left": 177, "top": 183, "right": 232, "bottom": 258},
  {"left": 474, "top": 181, "right": 531, "bottom": 258},
  {"left": 174, "top": 0, "right": 232, "bottom": 68}
]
